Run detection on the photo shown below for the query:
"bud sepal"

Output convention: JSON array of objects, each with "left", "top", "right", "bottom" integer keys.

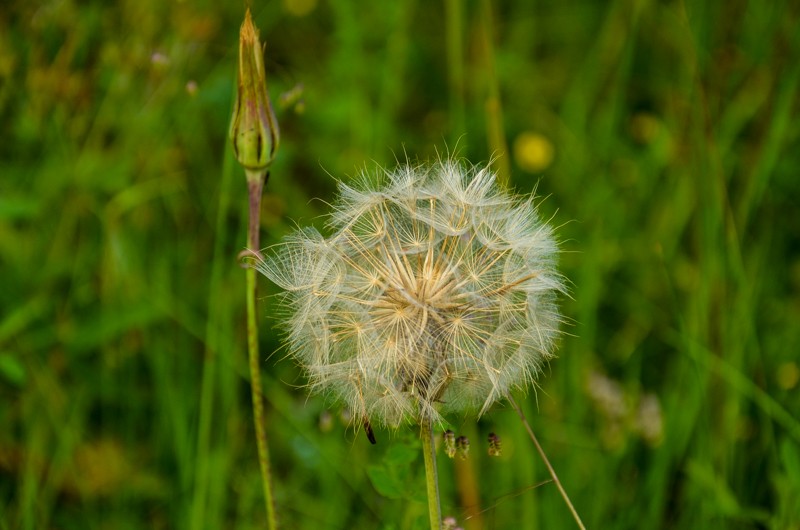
[{"left": 230, "top": 9, "right": 279, "bottom": 175}]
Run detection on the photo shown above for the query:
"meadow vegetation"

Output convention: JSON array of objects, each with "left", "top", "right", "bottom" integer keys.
[{"left": 1, "top": 0, "right": 800, "bottom": 528}]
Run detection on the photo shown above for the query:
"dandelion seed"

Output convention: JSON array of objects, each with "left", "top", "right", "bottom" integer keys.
[{"left": 253, "top": 161, "right": 564, "bottom": 427}]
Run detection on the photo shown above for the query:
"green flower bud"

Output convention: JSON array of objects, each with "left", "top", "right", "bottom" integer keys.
[
  {"left": 456, "top": 436, "right": 470, "bottom": 460},
  {"left": 487, "top": 432, "right": 502, "bottom": 457},
  {"left": 230, "top": 9, "right": 279, "bottom": 173},
  {"left": 444, "top": 430, "right": 456, "bottom": 459}
]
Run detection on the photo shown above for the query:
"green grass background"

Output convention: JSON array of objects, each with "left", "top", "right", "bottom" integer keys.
[{"left": 2, "top": 0, "right": 800, "bottom": 528}]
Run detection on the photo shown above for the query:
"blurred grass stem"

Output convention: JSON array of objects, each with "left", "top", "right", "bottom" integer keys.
[
  {"left": 246, "top": 169, "right": 278, "bottom": 530},
  {"left": 480, "top": 0, "right": 511, "bottom": 187},
  {"left": 190, "top": 148, "right": 235, "bottom": 530},
  {"left": 453, "top": 424, "right": 484, "bottom": 530},
  {"left": 508, "top": 394, "right": 585, "bottom": 530},
  {"left": 421, "top": 418, "right": 442, "bottom": 530},
  {"left": 445, "top": 0, "right": 465, "bottom": 143}
]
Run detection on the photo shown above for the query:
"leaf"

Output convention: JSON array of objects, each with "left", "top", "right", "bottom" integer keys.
[
  {"left": 0, "top": 354, "right": 26, "bottom": 386},
  {"left": 685, "top": 459, "right": 740, "bottom": 516},
  {"left": 781, "top": 439, "right": 800, "bottom": 487},
  {"left": 367, "top": 435, "right": 421, "bottom": 500},
  {"left": 383, "top": 440, "right": 419, "bottom": 466},
  {"left": 367, "top": 464, "right": 408, "bottom": 500}
]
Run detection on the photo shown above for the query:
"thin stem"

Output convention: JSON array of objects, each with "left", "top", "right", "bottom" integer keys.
[
  {"left": 245, "top": 169, "right": 278, "bottom": 530},
  {"left": 479, "top": 0, "right": 511, "bottom": 187},
  {"left": 453, "top": 424, "right": 484, "bottom": 528},
  {"left": 421, "top": 418, "right": 442, "bottom": 530},
  {"left": 507, "top": 394, "right": 586, "bottom": 530},
  {"left": 247, "top": 172, "right": 266, "bottom": 251},
  {"left": 190, "top": 147, "right": 233, "bottom": 530},
  {"left": 190, "top": 343, "right": 216, "bottom": 530},
  {"left": 444, "top": 0, "right": 465, "bottom": 144}
]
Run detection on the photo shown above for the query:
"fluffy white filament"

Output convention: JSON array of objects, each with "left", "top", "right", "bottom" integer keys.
[{"left": 254, "top": 161, "right": 564, "bottom": 427}]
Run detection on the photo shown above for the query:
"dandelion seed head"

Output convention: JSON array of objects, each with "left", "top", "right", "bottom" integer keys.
[{"left": 254, "top": 161, "right": 565, "bottom": 427}]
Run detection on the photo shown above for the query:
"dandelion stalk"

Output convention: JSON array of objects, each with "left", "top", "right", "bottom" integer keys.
[
  {"left": 246, "top": 170, "right": 278, "bottom": 530},
  {"left": 421, "top": 419, "right": 442, "bottom": 530},
  {"left": 507, "top": 394, "right": 586, "bottom": 530},
  {"left": 231, "top": 9, "right": 280, "bottom": 529}
]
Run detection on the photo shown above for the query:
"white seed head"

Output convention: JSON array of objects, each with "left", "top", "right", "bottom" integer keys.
[{"left": 254, "top": 161, "right": 565, "bottom": 427}]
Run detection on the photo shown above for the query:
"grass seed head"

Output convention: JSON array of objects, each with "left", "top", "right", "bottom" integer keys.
[{"left": 254, "top": 161, "right": 565, "bottom": 427}]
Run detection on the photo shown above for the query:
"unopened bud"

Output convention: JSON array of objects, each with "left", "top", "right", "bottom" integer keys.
[
  {"left": 456, "top": 435, "right": 470, "bottom": 460},
  {"left": 488, "top": 432, "right": 502, "bottom": 457},
  {"left": 444, "top": 430, "right": 456, "bottom": 458},
  {"left": 230, "top": 9, "right": 279, "bottom": 174}
]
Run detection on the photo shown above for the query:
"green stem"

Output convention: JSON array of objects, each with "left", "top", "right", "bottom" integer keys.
[
  {"left": 191, "top": 144, "right": 234, "bottom": 530},
  {"left": 508, "top": 394, "right": 586, "bottom": 530},
  {"left": 444, "top": 0, "right": 465, "bottom": 144},
  {"left": 480, "top": 0, "right": 511, "bottom": 187},
  {"left": 246, "top": 169, "right": 278, "bottom": 530},
  {"left": 421, "top": 418, "right": 442, "bottom": 530},
  {"left": 190, "top": 338, "right": 216, "bottom": 530}
]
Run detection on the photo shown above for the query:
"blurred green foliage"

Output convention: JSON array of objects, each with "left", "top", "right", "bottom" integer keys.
[{"left": 2, "top": 0, "right": 800, "bottom": 529}]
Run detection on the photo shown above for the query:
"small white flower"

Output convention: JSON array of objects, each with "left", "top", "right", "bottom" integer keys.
[{"left": 254, "top": 161, "right": 565, "bottom": 427}]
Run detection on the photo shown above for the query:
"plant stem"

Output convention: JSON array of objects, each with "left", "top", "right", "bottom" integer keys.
[
  {"left": 246, "top": 169, "right": 278, "bottom": 530},
  {"left": 190, "top": 149, "right": 233, "bottom": 530},
  {"left": 444, "top": 0, "right": 465, "bottom": 144},
  {"left": 421, "top": 418, "right": 442, "bottom": 530},
  {"left": 479, "top": 0, "right": 511, "bottom": 188},
  {"left": 507, "top": 394, "right": 586, "bottom": 530},
  {"left": 453, "top": 424, "right": 484, "bottom": 530}
]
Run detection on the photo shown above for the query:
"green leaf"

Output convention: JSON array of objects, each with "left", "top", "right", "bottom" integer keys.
[
  {"left": 781, "top": 439, "right": 800, "bottom": 487},
  {"left": 0, "top": 354, "right": 26, "bottom": 386},
  {"left": 383, "top": 440, "right": 419, "bottom": 466},
  {"left": 367, "top": 435, "right": 421, "bottom": 500},
  {"left": 367, "top": 464, "right": 408, "bottom": 499}
]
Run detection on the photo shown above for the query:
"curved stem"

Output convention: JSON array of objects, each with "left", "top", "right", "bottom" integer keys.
[
  {"left": 421, "top": 418, "right": 442, "bottom": 530},
  {"left": 246, "top": 169, "right": 278, "bottom": 530},
  {"left": 507, "top": 394, "right": 586, "bottom": 530}
]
